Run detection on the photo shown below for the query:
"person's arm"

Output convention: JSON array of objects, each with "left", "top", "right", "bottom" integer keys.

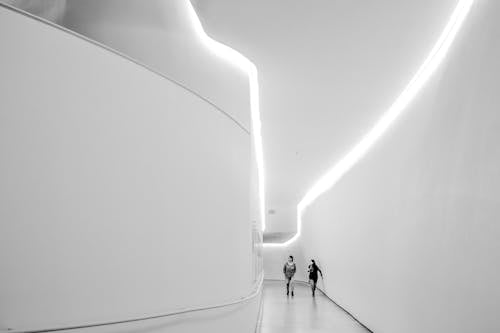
[
  {"left": 283, "top": 264, "right": 286, "bottom": 275},
  {"left": 318, "top": 266, "right": 323, "bottom": 278}
]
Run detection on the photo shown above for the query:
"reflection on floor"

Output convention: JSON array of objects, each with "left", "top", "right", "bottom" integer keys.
[{"left": 257, "top": 280, "right": 369, "bottom": 333}]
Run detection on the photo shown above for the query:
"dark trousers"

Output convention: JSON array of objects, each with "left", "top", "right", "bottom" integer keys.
[
  {"left": 309, "top": 278, "right": 318, "bottom": 295},
  {"left": 285, "top": 277, "right": 294, "bottom": 293}
]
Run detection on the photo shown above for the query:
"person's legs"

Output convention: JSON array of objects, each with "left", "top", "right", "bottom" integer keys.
[
  {"left": 286, "top": 277, "right": 290, "bottom": 295},
  {"left": 311, "top": 278, "right": 317, "bottom": 296},
  {"left": 290, "top": 278, "right": 295, "bottom": 296}
]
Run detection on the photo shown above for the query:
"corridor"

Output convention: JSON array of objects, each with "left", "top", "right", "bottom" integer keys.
[
  {"left": 2, "top": 0, "right": 500, "bottom": 332},
  {"left": 257, "top": 281, "right": 369, "bottom": 333}
]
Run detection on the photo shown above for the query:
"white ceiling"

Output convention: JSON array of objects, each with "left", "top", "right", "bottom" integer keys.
[
  {"left": 3, "top": 0, "right": 461, "bottom": 234},
  {"left": 193, "top": 0, "right": 458, "bottom": 232}
]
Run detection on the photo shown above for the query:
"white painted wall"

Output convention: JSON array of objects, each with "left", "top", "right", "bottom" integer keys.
[
  {"left": 0, "top": 5, "right": 260, "bottom": 332},
  {"left": 263, "top": 243, "right": 305, "bottom": 282},
  {"left": 193, "top": 0, "right": 460, "bottom": 235},
  {"left": 5, "top": 0, "right": 251, "bottom": 131},
  {"left": 300, "top": 2, "right": 500, "bottom": 332},
  {"left": 265, "top": 204, "right": 298, "bottom": 234}
]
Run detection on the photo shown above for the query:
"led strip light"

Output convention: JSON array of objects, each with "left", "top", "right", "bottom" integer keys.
[
  {"left": 264, "top": 0, "right": 474, "bottom": 247},
  {"left": 186, "top": 2, "right": 267, "bottom": 231}
]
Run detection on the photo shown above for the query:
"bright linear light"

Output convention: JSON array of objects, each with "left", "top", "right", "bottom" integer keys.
[
  {"left": 186, "top": 2, "right": 266, "bottom": 231},
  {"left": 264, "top": 0, "right": 474, "bottom": 247}
]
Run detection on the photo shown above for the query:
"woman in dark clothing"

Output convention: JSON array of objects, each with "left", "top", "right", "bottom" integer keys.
[{"left": 308, "top": 259, "right": 323, "bottom": 297}]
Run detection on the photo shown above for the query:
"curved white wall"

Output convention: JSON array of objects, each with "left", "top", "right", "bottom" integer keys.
[
  {"left": 300, "top": 2, "right": 500, "bottom": 332},
  {"left": 5, "top": 0, "right": 252, "bottom": 130},
  {"left": 0, "top": 5, "right": 260, "bottom": 332}
]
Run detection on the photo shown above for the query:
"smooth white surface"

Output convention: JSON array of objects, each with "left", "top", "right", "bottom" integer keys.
[
  {"left": 184, "top": 1, "right": 267, "bottom": 232},
  {"left": 263, "top": 242, "right": 306, "bottom": 281},
  {"left": 265, "top": 0, "right": 474, "bottom": 246},
  {"left": 301, "top": 1, "right": 500, "bottom": 332},
  {"left": 194, "top": 0, "right": 459, "bottom": 234},
  {"left": 60, "top": 0, "right": 251, "bottom": 130},
  {"left": 2, "top": 0, "right": 65, "bottom": 22},
  {"left": 6, "top": 0, "right": 267, "bottom": 233},
  {"left": 258, "top": 281, "right": 368, "bottom": 333},
  {"left": 0, "top": 5, "right": 259, "bottom": 332}
]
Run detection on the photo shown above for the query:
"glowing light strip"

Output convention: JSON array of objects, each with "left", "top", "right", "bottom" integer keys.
[
  {"left": 264, "top": 0, "right": 474, "bottom": 247},
  {"left": 186, "top": 2, "right": 266, "bottom": 231}
]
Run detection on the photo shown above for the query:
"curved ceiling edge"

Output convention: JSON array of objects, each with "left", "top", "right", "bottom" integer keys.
[
  {"left": 0, "top": 1, "right": 250, "bottom": 135},
  {"left": 185, "top": 1, "right": 267, "bottom": 232},
  {"left": 264, "top": 0, "right": 475, "bottom": 247}
]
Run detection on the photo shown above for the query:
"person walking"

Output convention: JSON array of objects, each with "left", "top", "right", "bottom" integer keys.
[
  {"left": 283, "top": 255, "right": 297, "bottom": 296},
  {"left": 308, "top": 259, "right": 323, "bottom": 297}
]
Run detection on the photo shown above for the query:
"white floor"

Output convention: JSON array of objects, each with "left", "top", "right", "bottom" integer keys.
[{"left": 257, "top": 280, "right": 370, "bottom": 333}]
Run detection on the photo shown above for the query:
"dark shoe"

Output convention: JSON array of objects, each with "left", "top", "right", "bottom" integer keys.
[{"left": 291, "top": 291, "right": 294, "bottom": 297}]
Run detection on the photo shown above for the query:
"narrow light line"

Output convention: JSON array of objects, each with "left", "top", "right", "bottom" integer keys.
[
  {"left": 186, "top": 1, "right": 267, "bottom": 231},
  {"left": 264, "top": 0, "right": 474, "bottom": 247}
]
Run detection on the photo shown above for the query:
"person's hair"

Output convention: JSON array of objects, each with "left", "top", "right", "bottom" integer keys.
[
  {"left": 289, "top": 255, "right": 294, "bottom": 261},
  {"left": 311, "top": 259, "right": 315, "bottom": 264}
]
